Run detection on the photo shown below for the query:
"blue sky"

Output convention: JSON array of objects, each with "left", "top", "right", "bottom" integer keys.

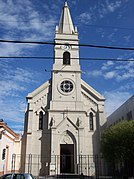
[{"left": 0, "top": 0, "right": 134, "bottom": 133}]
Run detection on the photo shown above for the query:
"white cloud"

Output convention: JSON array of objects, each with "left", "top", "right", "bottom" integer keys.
[
  {"left": 78, "top": 0, "right": 122, "bottom": 24},
  {"left": 0, "top": 43, "right": 29, "bottom": 56},
  {"left": 9, "top": 124, "right": 24, "bottom": 134},
  {"left": 115, "top": 61, "right": 134, "bottom": 70},
  {"left": 0, "top": 95, "right": 26, "bottom": 133},
  {"left": 0, "top": 80, "right": 25, "bottom": 98},
  {"left": 124, "top": 35, "right": 131, "bottom": 43},
  {"left": 104, "top": 90, "right": 132, "bottom": 116},
  {"left": 116, "top": 69, "right": 134, "bottom": 81},
  {"left": 78, "top": 12, "right": 92, "bottom": 24},
  {"left": 104, "top": 71, "right": 117, "bottom": 79},
  {"left": 101, "top": 61, "right": 114, "bottom": 70},
  {"left": 119, "top": 82, "right": 134, "bottom": 91},
  {"left": 102, "top": 58, "right": 134, "bottom": 116},
  {"left": 12, "top": 67, "right": 38, "bottom": 83},
  {"left": 0, "top": 0, "right": 56, "bottom": 55},
  {"left": 0, "top": 61, "right": 39, "bottom": 98},
  {"left": 0, "top": 60, "right": 42, "bottom": 126},
  {"left": 115, "top": 61, "right": 134, "bottom": 81},
  {"left": 99, "top": 0, "right": 122, "bottom": 18},
  {"left": 88, "top": 60, "right": 134, "bottom": 81},
  {"left": 107, "top": 1, "right": 121, "bottom": 12},
  {"left": 88, "top": 70, "right": 102, "bottom": 77}
]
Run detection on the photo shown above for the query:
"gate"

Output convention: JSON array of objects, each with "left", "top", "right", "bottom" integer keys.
[{"left": 10, "top": 154, "right": 112, "bottom": 178}]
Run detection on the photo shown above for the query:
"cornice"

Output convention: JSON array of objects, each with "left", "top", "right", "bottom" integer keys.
[{"left": 0, "top": 122, "right": 20, "bottom": 140}]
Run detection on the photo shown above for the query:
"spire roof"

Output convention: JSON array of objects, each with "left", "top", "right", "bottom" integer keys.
[{"left": 58, "top": 2, "right": 75, "bottom": 34}]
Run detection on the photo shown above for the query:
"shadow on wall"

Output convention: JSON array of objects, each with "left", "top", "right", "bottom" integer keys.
[
  {"left": 39, "top": 79, "right": 52, "bottom": 176},
  {"left": 20, "top": 106, "right": 29, "bottom": 173},
  {"left": 92, "top": 109, "right": 103, "bottom": 177}
]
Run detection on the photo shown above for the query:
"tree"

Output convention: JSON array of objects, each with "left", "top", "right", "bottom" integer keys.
[{"left": 101, "top": 120, "right": 134, "bottom": 176}]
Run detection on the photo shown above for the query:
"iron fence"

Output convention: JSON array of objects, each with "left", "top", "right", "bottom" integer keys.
[
  {"left": 8, "top": 154, "right": 134, "bottom": 178},
  {"left": 10, "top": 154, "right": 107, "bottom": 177}
]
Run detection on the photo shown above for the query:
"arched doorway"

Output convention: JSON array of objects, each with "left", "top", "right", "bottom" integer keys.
[{"left": 60, "top": 130, "right": 77, "bottom": 173}]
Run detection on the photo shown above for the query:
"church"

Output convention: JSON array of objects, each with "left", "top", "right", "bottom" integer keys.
[{"left": 21, "top": 2, "right": 106, "bottom": 177}]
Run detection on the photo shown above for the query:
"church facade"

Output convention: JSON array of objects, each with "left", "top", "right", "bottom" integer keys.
[{"left": 21, "top": 2, "right": 106, "bottom": 176}]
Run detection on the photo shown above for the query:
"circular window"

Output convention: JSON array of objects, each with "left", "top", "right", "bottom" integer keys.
[{"left": 60, "top": 80, "right": 74, "bottom": 93}]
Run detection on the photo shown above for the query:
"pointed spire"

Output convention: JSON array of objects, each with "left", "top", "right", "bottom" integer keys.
[{"left": 58, "top": 2, "right": 75, "bottom": 34}]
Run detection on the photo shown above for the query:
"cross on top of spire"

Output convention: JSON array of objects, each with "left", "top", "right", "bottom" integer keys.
[{"left": 64, "top": 1, "right": 68, "bottom": 7}]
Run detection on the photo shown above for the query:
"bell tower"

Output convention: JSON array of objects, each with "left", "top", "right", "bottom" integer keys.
[{"left": 50, "top": 2, "right": 82, "bottom": 111}]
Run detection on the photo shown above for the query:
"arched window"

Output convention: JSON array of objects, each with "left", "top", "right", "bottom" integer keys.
[
  {"left": 89, "top": 112, "right": 94, "bottom": 131},
  {"left": 39, "top": 111, "right": 43, "bottom": 130},
  {"left": 63, "top": 52, "right": 70, "bottom": 65},
  {"left": 2, "top": 148, "right": 6, "bottom": 160}
]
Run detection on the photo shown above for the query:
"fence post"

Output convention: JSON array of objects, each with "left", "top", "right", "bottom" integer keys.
[
  {"left": 38, "top": 155, "right": 40, "bottom": 177},
  {"left": 95, "top": 155, "right": 99, "bottom": 179},
  {"left": 11, "top": 154, "right": 16, "bottom": 172},
  {"left": 28, "top": 154, "right": 32, "bottom": 173},
  {"left": 80, "top": 172, "right": 84, "bottom": 179},
  {"left": 88, "top": 155, "right": 90, "bottom": 176}
]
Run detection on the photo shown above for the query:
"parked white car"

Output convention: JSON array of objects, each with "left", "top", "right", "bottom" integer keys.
[{"left": 0, "top": 173, "right": 34, "bottom": 179}]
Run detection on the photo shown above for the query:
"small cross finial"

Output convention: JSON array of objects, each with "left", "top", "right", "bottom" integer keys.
[{"left": 64, "top": 1, "right": 68, "bottom": 7}]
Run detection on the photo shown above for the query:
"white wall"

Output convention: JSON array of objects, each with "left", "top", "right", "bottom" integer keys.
[
  {"left": 0, "top": 125, "right": 21, "bottom": 175},
  {"left": 107, "top": 95, "right": 134, "bottom": 127}
]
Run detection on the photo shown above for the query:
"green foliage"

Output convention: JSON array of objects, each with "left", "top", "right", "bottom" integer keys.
[{"left": 101, "top": 120, "right": 134, "bottom": 162}]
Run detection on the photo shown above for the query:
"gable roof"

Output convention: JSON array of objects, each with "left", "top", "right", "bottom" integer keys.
[
  {"left": 26, "top": 78, "right": 105, "bottom": 105},
  {"left": 26, "top": 80, "right": 51, "bottom": 100},
  {"left": 0, "top": 121, "right": 20, "bottom": 140},
  {"left": 81, "top": 79, "right": 105, "bottom": 102},
  {"left": 55, "top": 116, "right": 78, "bottom": 130}
]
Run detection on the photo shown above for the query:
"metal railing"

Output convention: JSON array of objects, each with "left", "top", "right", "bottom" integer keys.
[
  {"left": 8, "top": 154, "right": 134, "bottom": 178},
  {"left": 10, "top": 154, "right": 105, "bottom": 177}
]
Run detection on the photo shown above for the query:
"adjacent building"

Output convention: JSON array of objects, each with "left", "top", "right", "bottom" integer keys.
[
  {"left": 21, "top": 2, "right": 106, "bottom": 176},
  {"left": 0, "top": 119, "right": 21, "bottom": 175},
  {"left": 107, "top": 95, "right": 134, "bottom": 127}
]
